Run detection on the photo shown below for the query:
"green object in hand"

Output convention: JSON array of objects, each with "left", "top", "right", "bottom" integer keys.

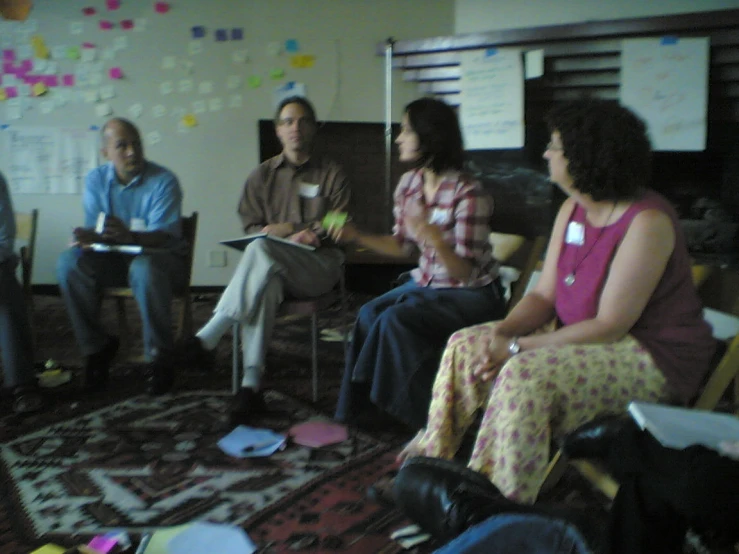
[{"left": 322, "top": 212, "right": 348, "bottom": 230}]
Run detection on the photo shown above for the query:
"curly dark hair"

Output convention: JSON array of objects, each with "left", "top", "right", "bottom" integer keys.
[
  {"left": 404, "top": 97, "right": 464, "bottom": 173},
  {"left": 545, "top": 99, "right": 652, "bottom": 201}
]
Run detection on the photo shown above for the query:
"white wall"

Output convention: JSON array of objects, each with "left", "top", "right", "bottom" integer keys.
[
  {"left": 455, "top": 0, "right": 739, "bottom": 34},
  {"left": 3, "top": 0, "right": 454, "bottom": 285}
]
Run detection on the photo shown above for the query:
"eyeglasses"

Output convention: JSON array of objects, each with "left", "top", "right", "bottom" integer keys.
[
  {"left": 546, "top": 142, "right": 564, "bottom": 152},
  {"left": 278, "top": 117, "right": 315, "bottom": 127}
]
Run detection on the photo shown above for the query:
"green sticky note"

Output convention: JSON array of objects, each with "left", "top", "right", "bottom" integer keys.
[
  {"left": 269, "top": 67, "right": 285, "bottom": 80},
  {"left": 247, "top": 75, "right": 261, "bottom": 88},
  {"left": 67, "top": 46, "right": 80, "bottom": 60},
  {"left": 322, "top": 211, "right": 348, "bottom": 230}
]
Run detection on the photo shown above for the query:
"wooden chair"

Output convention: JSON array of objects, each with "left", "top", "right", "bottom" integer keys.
[
  {"left": 539, "top": 264, "right": 739, "bottom": 500},
  {"left": 488, "top": 232, "right": 548, "bottom": 311},
  {"left": 15, "top": 209, "right": 39, "bottom": 310},
  {"left": 104, "top": 212, "right": 199, "bottom": 360},
  {"left": 232, "top": 267, "right": 349, "bottom": 402}
]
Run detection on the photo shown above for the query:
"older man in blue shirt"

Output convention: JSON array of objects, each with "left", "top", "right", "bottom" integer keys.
[
  {"left": 0, "top": 171, "right": 42, "bottom": 413},
  {"left": 57, "top": 118, "right": 187, "bottom": 395}
]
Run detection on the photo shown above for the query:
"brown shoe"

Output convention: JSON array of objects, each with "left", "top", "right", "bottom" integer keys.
[{"left": 228, "top": 388, "right": 267, "bottom": 426}]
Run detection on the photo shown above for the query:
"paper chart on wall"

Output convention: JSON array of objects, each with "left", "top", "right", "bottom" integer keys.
[
  {"left": 459, "top": 48, "right": 524, "bottom": 150},
  {"left": 1, "top": 126, "right": 98, "bottom": 193},
  {"left": 620, "top": 37, "right": 710, "bottom": 151}
]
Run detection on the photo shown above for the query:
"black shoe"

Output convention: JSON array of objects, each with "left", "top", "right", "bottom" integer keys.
[
  {"left": 393, "top": 457, "right": 511, "bottom": 542},
  {"left": 228, "top": 388, "right": 267, "bottom": 426},
  {"left": 561, "top": 414, "right": 632, "bottom": 460},
  {"left": 177, "top": 336, "right": 215, "bottom": 371},
  {"left": 146, "top": 352, "right": 175, "bottom": 396},
  {"left": 84, "top": 336, "right": 119, "bottom": 392}
]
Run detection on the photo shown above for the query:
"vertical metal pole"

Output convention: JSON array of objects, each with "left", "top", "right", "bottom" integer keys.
[{"left": 384, "top": 38, "right": 395, "bottom": 232}]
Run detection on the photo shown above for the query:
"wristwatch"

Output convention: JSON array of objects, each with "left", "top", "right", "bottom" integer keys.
[{"left": 508, "top": 337, "right": 521, "bottom": 356}]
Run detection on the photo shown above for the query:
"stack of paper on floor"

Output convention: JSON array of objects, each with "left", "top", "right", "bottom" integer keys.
[{"left": 628, "top": 401, "right": 739, "bottom": 451}]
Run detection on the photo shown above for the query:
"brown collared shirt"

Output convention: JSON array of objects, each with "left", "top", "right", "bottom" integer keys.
[{"left": 237, "top": 152, "right": 350, "bottom": 234}]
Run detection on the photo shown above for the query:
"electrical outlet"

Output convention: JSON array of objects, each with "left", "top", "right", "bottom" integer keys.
[{"left": 208, "top": 250, "right": 227, "bottom": 267}]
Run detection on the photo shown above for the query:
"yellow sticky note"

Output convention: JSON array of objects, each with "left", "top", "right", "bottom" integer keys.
[
  {"left": 290, "top": 54, "right": 315, "bottom": 69},
  {"left": 269, "top": 67, "right": 285, "bottom": 80},
  {"left": 32, "top": 83, "right": 48, "bottom": 97},
  {"left": 182, "top": 114, "right": 198, "bottom": 128},
  {"left": 29, "top": 545, "right": 66, "bottom": 554},
  {"left": 247, "top": 75, "right": 261, "bottom": 88},
  {"left": 31, "top": 34, "right": 50, "bottom": 59},
  {"left": 0, "top": 89, "right": 7, "bottom": 102}
]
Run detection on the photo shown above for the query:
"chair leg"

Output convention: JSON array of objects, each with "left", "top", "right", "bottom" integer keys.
[
  {"left": 539, "top": 449, "right": 569, "bottom": 494},
  {"left": 311, "top": 312, "right": 318, "bottom": 403},
  {"left": 176, "top": 295, "right": 194, "bottom": 340},
  {"left": 340, "top": 273, "right": 350, "bottom": 358},
  {"left": 115, "top": 297, "right": 129, "bottom": 354},
  {"left": 232, "top": 322, "right": 240, "bottom": 395}
]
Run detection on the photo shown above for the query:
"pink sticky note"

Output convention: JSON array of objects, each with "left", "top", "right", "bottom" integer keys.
[
  {"left": 82, "top": 42, "right": 96, "bottom": 49},
  {"left": 120, "top": 19, "right": 134, "bottom": 30},
  {"left": 109, "top": 67, "right": 123, "bottom": 79},
  {"left": 99, "top": 20, "right": 114, "bottom": 30},
  {"left": 5, "top": 86, "right": 17, "bottom": 98},
  {"left": 82, "top": 6, "right": 96, "bottom": 16},
  {"left": 44, "top": 75, "right": 59, "bottom": 87},
  {"left": 62, "top": 74, "right": 75, "bottom": 87},
  {"left": 2, "top": 62, "right": 13, "bottom": 74},
  {"left": 20, "top": 59, "right": 32, "bottom": 72},
  {"left": 154, "top": 2, "right": 170, "bottom": 14},
  {"left": 2, "top": 49, "right": 14, "bottom": 62},
  {"left": 106, "top": 0, "right": 120, "bottom": 10},
  {"left": 23, "top": 75, "right": 39, "bottom": 85},
  {"left": 88, "top": 535, "right": 119, "bottom": 553}
]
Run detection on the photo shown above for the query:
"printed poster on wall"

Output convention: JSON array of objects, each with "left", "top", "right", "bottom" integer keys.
[
  {"left": 620, "top": 37, "right": 710, "bottom": 151},
  {"left": 1, "top": 126, "right": 98, "bottom": 194},
  {"left": 459, "top": 48, "right": 524, "bottom": 150}
]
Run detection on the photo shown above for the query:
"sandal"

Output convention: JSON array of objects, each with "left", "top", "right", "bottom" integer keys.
[{"left": 13, "top": 387, "right": 43, "bottom": 414}]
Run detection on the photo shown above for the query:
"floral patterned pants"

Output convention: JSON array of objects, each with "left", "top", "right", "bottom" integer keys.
[{"left": 414, "top": 321, "right": 669, "bottom": 503}]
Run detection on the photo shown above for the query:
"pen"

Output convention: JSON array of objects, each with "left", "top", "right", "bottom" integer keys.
[{"left": 134, "top": 533, "right": 151, "bottom": 554}]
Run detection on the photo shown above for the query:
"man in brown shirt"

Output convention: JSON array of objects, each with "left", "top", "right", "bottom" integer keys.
[{"left": 181, "top": 96, "right": 350, "bottom": 424}]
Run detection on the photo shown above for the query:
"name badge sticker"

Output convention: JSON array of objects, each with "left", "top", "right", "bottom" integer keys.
[
  {"left": 299, "top": 183, "right": 320, "bottom": 198},
  {"left": 565, "top": 221, "right": 585, "bottom": 245},
  {"left": 428, "top": 207, "right": 449, "bottom": 225},
  {"left": 130, "top": 217, "right": 146, "bottom": 231}
]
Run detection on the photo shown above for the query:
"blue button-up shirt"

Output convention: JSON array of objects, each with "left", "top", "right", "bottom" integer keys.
[{"left": 83, "top": 161, "right": 184, "bottom": 250}]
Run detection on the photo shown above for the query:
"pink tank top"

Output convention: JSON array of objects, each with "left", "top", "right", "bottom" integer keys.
[{"left": 555, "top": 190, "right": 716, "bottom": 403}]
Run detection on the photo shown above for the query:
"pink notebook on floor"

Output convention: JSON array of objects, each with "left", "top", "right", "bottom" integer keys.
[{"left": 288, "top": 421, "right": 348, "bottom": 448}]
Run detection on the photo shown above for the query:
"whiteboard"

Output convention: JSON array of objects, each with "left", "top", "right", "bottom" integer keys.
[
  {"left": 620, "top": 37, "right": 709, "bottom": 151},
  {"left": 459, "top": 48, "right": 524, "bottom": 149}
]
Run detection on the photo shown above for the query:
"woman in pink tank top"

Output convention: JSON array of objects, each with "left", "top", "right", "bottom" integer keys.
[{"left": 390, "top": 100, "right": 716, "bottom": 505}]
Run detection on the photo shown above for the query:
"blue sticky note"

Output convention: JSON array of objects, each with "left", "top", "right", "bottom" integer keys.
[
  {"left": 485, "top": 48, "right": 498, "bottom": 57},
  {"left": 191, "top": 26, "right": 205, "bottom": 39},
  {"left": 285, "top": 39, "right": 299, "bottom": 53},
  {"left": 660, "top": 36, "right": 678, "bottom": 45},
  {"left": 215, "top": 28, "right": 228, "bottom": 42},
  {"left": 0, "top": 124, "right": 9, "bottom": 130},
  {"left": 89, "top": 125, "right": 100, "bottom": 130},
  {"left": 231, "top": 28, "right": 243, "bottom": 41}
]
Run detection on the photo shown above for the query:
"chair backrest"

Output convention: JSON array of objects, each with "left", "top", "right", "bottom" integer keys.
[
  {"left": 180, "top": 211, "right": 199, "bottom": 290},
  {"left": 15, "top": 209, "right": 38, "bottom": 300},
  {"left": 489, "top": 232, "right": 548, "bottom": 311}
]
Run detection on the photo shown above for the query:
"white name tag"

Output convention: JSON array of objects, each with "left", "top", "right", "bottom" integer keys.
[
  {"left": 299, "top": 183, "right": 320, "bottom": 198},
  {"left": 130, "top": 217, "right": 146, "bottom": 231},
  {"left": 565, "top": 221, "right": 585, "bottom": 245},
  {"left": 428, "top": 207, "right": 448, "bottom": 225}
]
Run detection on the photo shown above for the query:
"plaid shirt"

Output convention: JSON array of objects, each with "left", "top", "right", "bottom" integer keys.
[{"left": 393, "top": 169, "right": 498, "bottom": 288}]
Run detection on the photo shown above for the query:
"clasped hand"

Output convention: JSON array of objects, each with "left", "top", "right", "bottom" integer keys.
[
  {"left": 470, "top": 330, "right": 515, "bottom": 382},
  {"left": 73, "top": 215, "right": 133, "bottom": 246}
]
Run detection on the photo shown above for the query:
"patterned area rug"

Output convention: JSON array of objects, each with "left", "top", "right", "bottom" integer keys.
[{"left": 0, "top": 390, "right": 412, "bottom": 553}]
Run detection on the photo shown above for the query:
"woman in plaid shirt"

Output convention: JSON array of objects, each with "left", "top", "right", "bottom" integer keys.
[{"left": 331, "top": 97, "right": 506, "bottom": 430}]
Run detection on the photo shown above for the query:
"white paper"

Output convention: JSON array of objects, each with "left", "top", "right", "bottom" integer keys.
[
  {"left": 460, "top": 48, "right": 525, "bottom": 149},
  {"left": 198, "top": 81, "right": 214, "bottom": 94},
  {"left": 127, "top": 103, "right": 144, "bottom": 118},
  {"left": 217, "top": 425, "right": 286, "bottom": 458},
  {"left": 162, "top": 55, "right": 177, "bottom": 70},
  {"left": 208, "top": 97, "right": 223, "bottom": 112},
  {"left": 146, "top": 131, "right": 162, "bottom": 145},
  {"left": 620, "top": 37, "right": 710, "bottom": 151},
  {"left": 152, "top": 104, "right": 167, "bottom": 118},
  {"left": 167, "top": 522, "right": 257, "bottom": 554},
  {"left": 94, "top": 103, "right": 113, "bottom": 117},
  {"left": 525, "top": 49, "right": 544, "bottom": 79},
  {"left": 1, "top": 126, "right": 98, "bottom": 193},
  {"left": 188, "top": 41, "right": 203, "bottom": 56},
  {"left": 229, "top": 94, "right": 243, "bottom": 108},
  {"left": 178, "top": 79, "right": 193, "bottom": 93}
]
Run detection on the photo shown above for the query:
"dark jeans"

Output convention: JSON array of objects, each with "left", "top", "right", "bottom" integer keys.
[{"left": 606, "top": 420, "right": 739, "bottom": 554}]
